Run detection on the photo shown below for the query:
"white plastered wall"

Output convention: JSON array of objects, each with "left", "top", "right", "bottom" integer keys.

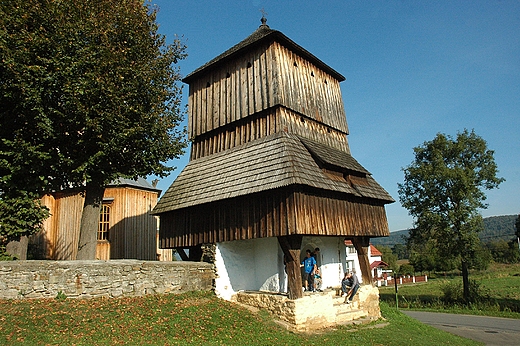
[{"left": 215, "top": 236, "right": 353, "bottom": 300}]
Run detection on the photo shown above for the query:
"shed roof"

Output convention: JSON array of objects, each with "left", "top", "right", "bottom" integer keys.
[
  {"left": 182, "top": 22, "right": 345, "bottom": 84},
  {"left": 153, "top": 132, "right": 393, "bottom": 215},
  {"left": 300, "top": 137, "right": 370, "bottom": 174}
]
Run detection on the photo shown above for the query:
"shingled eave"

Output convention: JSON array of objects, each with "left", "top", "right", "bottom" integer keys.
[
  {"left": 298, "top": 136, "right": 394, "bottom": 203},
  {"left": 182, "top": 24, "right": 345, "bottom": 84},
  {"left": 152, "top": 132, "right": 394, "bottom": 215}
]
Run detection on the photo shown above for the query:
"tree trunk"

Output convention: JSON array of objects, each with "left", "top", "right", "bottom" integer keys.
[
  {"left": 278, "top": 235, "right": 303, "bottom": 300},
  {"left": 76, "top": 182, "right": 105, "bottom": 260},
  {"left": 461, "top": 259, "right": 470, "bottom": 303},
  {"left": 6, "top": 235, "right": 28, "bottom": 260}
]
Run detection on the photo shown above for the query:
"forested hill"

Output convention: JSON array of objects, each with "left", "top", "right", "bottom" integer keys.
[{"left": 372, "top": 215, "right": 518, "bottom": 247}]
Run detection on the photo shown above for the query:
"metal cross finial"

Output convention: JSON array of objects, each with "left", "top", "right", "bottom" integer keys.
[{"left": 260, "top": 8, "right": 268, "bottom": 26}]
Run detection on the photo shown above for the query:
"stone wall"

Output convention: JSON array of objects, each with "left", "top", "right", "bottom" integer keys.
[{"left": 0, "top": 260, "right": 215, "bottom": 300}]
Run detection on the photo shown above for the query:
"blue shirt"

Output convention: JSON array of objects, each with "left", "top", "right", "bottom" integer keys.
[{"left": 302, "top": 256, "right": 316, "bottom": 274}]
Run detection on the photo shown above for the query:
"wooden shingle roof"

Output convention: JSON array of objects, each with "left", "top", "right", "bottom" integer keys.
[
  {"left": 153, "top": 132, "right": 393, "bottom": 215},
  {"left": 182, "top": 22, "right": 345, "bottom": 84}
]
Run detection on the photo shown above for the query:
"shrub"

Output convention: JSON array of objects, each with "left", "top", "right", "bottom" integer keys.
[{"left": 441, "top": 279, "right": 488, "bottom": 304}]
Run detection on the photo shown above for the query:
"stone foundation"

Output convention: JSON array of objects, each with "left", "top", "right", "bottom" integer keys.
[{"left": 235, "top": 285, "right": 381, "bottom": 331}]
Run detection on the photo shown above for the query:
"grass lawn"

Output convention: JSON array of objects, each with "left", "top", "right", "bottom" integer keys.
[
  {"left": 0, "top": 291, "right": 481, "bottom": 345},
  {"left": 378, "top": 263, "right": 520, "bottom": 318}
]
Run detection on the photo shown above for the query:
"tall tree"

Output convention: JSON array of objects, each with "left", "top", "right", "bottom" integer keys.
[
  {"left": 0, "top": 0, "right": 187, "bottom": 259},
  {"left": 398, "top": 129, "right": 504, "bottom": 302}
]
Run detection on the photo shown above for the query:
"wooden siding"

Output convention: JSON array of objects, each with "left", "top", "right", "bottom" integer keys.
[
  {"left": 187, "top": 41, "right": 348, "bottom": 140},
  {"left": 38, "top": 192, "right": 83, "bottom": 260},
  {"left": 279, "top": 108, "right": 350, "bottom": 154},
  {"left": 95, "top": 240, "right": 110, "bottom": 260},
  {"left": 104, "top": 186, "right": 159, "bottom": 261},
  {"left": 34, "top": 187, "right": 165, "bottom": 261},
  {"left": 190, "top": 106, "right": 350, "bottom": 159},
  {"left": 292, "top": 191, "right": 389, "bottom": 237},
  {"left": 274, "top": 42, "right": 348, "bottom": 134},
  {"left": 188, "top": 41, "right": 278, "bottom": 139},
  {"left": 159, "top": 187, "right": 389, "bottom": 248}
]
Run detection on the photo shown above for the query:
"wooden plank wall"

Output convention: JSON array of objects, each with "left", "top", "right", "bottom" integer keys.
[
  {"left": 274, "top": 42, "right": 348, "bottom": 134},
  {"left": 159, "top": 189, "right": 294, "bottom": 248},
  {"left": 36, "top": 194, "right": 57, "bottom": 259},
  {"left": 292, "top": 191, "right": 389, "bottom": 237},
  {"left": 188, "top": 41, "right": 278, "bottom": 139},
  {"left": 159, "top": 187, "right": 389, "bottom": 248},
  {"left": 279, "top": 107, "right": 351, "bottom": 154},
  {"left": 190, "top": 108, "right": 280, "bottom": 159},
  {"left": 37, "top": 192, "right": 83, "bottom": 260},
  {"left": 35, "top": 188, "right": 164, "bottom": 261},
  {"left": 104, "top": 187, "right": 160, "bottom": 261},
  {"left": 187, "top": 41, "right": 348, "bottom": 141},
  {"left": 190, "top": 106, "right": 350, "bottom": 159}
]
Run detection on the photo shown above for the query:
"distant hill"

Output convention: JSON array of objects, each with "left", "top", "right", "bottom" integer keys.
[{"left": 371, "top": 215, "right": 518, "bottom": 247}]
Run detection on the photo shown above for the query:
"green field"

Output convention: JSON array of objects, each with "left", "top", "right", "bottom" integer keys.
[
  {"left": 0, "top": 291, "right": 481, "bottom": 345},
  {"left": 2, "top": 264, "right": 518, "bottom": 345},
  {"left": 378, "top": 263, "right": 520, "bottom": 318}
]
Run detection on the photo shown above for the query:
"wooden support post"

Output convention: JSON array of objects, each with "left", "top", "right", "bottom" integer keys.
[
  {"left": 352, "top": 237, "right": 372, "bottom": 284},
  {"left": 278, "top": 235, "right": 303, "bottom": 300},
  {"left": 188, "top": 245, "right": 203, "bottom": 261}
]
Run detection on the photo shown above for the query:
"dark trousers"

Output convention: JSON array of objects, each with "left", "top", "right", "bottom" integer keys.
[{"left": 304, "top": 272, "right": 314, "bottom": 289}]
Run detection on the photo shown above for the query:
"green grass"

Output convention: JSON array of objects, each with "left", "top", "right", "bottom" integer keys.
[
  {"left": 379, "top": 263, "right": 520, "bottom": 318},
  {"left": 0, "top": 291, "right": 481, "bottom": 345}
]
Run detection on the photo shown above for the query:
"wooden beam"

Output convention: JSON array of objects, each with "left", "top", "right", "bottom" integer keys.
[
  {"left": 176, "top": 248, "right": 189, "bottom": 261},
  {"left": 278, "top": 235, "right": 303, "bottom": 299},
  {"left": 352, "top": 237, "right": 372, "bottom": 284}
]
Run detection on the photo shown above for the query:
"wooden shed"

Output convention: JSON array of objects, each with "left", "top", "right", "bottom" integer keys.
[
  {"left": 31, "top": 178, "right": 172, "bottom": 261},
  {"left": 153, "top": 19, "right": 393, "bottom": 299}
]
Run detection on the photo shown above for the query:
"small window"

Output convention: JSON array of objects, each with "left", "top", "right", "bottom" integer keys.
[
  {"left": 98, "top": 205, "right": 110, "bottom": 241},
  {"left": 346, "top": 260, "right": 355, "bottom": 271},
  {"left": 247, "top": 62, "right": 252, "bottom": 68},
  {"left": 311, "top": 71, "right": 314, "bottom": 77},
  {"left": 293, "top": 61, "right": 298, "bottom": 67}
]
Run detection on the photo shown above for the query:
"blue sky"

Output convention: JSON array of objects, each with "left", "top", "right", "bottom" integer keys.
[{"left": 150, "top": 1, "right": 520, "bottom": 232}]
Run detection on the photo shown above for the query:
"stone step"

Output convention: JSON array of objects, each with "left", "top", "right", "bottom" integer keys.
[
  {"left": 333, "top": 297, "right": 359, "bottom": 308},
  {"left": 335, "top": 308, "right": 367, "bottom": 324}
]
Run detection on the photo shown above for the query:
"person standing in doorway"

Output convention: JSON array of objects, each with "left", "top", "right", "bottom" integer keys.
[{"left": 300, "top": 249, "right": 317, "bottom": 292}]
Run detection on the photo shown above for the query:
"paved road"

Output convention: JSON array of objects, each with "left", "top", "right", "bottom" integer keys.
[{"left": 402, "top": 310, "right": 520, "bottom": 346}]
